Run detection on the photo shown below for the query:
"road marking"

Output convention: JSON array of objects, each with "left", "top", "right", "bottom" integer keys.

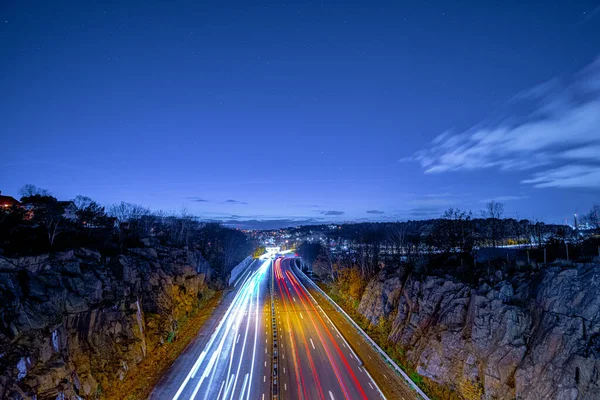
[
  {"left": 285, "top": 383, "right": 287, "bottom": 391},
  {"left": 293, "top": 297, "right": 296, "bottom": 302},
  {"left": 368, "top": 355, "right": 372, "bottom": 360},
  {"left": 349, "top": 353, "right": 354, "bottom": 359},
  {"left": 264, "top": 361, "right": 267, "bottom": 367},
  {"left": 358, "top": 366, "right": 363, "bottom": 373},
  {"left": 310, "top": 338, "right": 316, "bottom": 350},
  {"left": 383, "top": 373, "right": 388, "bottom": 379},
  {"left": 216, "top": 380, "right": 225, "bottom": 399},
  {"left": 300, "top": 313, "right": 303, "bottom": 319},
  {"left": 240, "top": 373, "right": 249, "bottom": 398},
  {"left": 264, "top": 375, "right": 266, "bottom": 382},
  {"left": 266, "top": 339, "right": 268, "bottom": 344},
  {"left": 342, "top": 343, "right": 346, "bottom": 348},
  {"left": 282, "top": 353, "right": 285, "bottom": 359},
  {"left": 237, "top": 334, "right": 240, "bottom": 344},
  {"left": 283, "top": 367, "right": 286, "bottom": 374},
  {"left": 329, "top": 390, "right": 335, "bottom": 400},
  {"left": 368, "top": 382, "right": 374, "bottom": 390},
  {"left": 262, "top": 394, "right": 265, "bottom": 400},
  {"left": 265, "top": 349, "right": 267, "bottom": 354}
]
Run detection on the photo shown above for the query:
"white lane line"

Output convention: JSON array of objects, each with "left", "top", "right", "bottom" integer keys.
[
  {"left": 222, "top": 373, "right": 235, "bottom": 400},
  {"left": 216, "top": 380, "right": 225, "bottom": 400},
  {"left": 264, "top": 361, "right": 267, "bottom": 367},
  {"left": 262, "top": 394, "right": 265, "bottom": 400},
  {"left": 285, "top": 383, "right": 287, "bottom": 391},
  {"left": 283, "top": 367, "right": 286, "bottom": 374},
  {"left": 237, "top": 334, "right": 240, "bottom": 344},
  {"left": 368, "top": 382, "right": 374, "bottom": 390},
  {"left": 265, "top": 339, "right": 268, "bottom": 344},
  {"left": 240, "top": 373, "right": 250, "bottom": 398},
  {"left": 282, "top": 353, "right": 285, "bottom": 359},
  {"left": 264, "top": 375, "right": 266, "bottom": 382},
  {"left": 300, "top": 313, "right": 303, "bottom": 319},
  {"left": 383, "top": 373, "right": 388, "bottom": 379},
  {"left": 310, "top": 338, "right": 316, "bottom": 350},
  {"left": 349, "top": 352, "right": 354, "bottom": 359},
  {"left": 265, "top": 349, "right": 267, "bottom": 354},
  {"left": 342, "top": 343, "right": 346, "bottom": 348},
  {"left": 329, "top": 390, "right": 335, "bottom": 400}
]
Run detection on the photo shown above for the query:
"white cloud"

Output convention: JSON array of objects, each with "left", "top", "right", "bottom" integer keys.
[
  {"left": 522, "top": 165, "right": 600, "bottom": 188},
  {"left": 411, "top": 56, "right": 600, "bottom": 188},
  {"left": 481, "top": 195, "right": 529, "bottom": 203}
]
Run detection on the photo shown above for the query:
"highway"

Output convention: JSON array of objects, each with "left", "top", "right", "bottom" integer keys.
[
  {"left": 151, "top": 258, "right": 273, "bottom": 400},
  {"left": 152, "top": 254, "right": 416, "bottom": 400},
  {"left": 273, "top": 257, "right": 383, "bottom": 400}
]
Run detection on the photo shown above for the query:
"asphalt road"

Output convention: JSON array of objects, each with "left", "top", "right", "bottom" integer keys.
[
  {"left": 274, "top": 257, "right": 384, "bottom": 400},
  {"left": 293, "top": 264, "right": 420, "bottom": 400},
  {"left": 150, "top": 258, "right": 272, "bottom": 400},
  {"left": 151, "top": 255, "right": 418, "bottom": 400}
]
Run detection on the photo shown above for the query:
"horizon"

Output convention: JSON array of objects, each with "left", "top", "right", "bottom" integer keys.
[{"left": 2, "top": 0, "right": 600, "bottom": 229}]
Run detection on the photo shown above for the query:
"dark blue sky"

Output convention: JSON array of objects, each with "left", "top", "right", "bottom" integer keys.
[{"left": 2, "top": 0, "right": 600, "bottom": 228}]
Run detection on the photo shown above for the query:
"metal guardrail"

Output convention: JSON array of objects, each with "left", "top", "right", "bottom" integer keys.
[{"left": 295, "top": 266, "right": 431, "bottom": 400}]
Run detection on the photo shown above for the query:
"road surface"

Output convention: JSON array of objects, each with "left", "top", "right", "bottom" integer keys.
[
  {"left": 151, "top": 258, "right": 272, "bottom": 400},
  {"left": 152, "top": 255, "right": 418, "bottom": 400},
  {"left": 293, "top": 262, "right": 421, "bottom": 400},
  {"left": 273, "top": 257, "right": 383, "bottom": 400}
]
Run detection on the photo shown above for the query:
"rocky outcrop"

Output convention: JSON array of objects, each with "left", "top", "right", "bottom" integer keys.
[
  {"left": 0, "top": 246, "right": 213, "bottom": 399},
  {"left": 355, "top": 263, "right": 600, "bottom": 399}
]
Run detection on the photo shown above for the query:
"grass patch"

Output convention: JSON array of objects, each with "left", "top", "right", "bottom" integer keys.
[{"left": 103, "top": 290, "right": 223, "bottom": 400}]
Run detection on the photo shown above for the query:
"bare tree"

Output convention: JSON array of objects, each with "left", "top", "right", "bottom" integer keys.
[
  {"left": 584, "top": 204, "right": 600, "bottom": 231},
  {"left": 387, "top": 224, "right": 406, "bottom": 259},
  {"left": 485, "top": 201, "right": 505, "bottom": 247},
  {"left": 19, "top": 184, "right": 50, "bottom": 198},
  {"left": 486, "top": 201, "right": 505, "bottom": 219},
  {"left": 530, "top": 218, "right": 547, "bottom": 248},
  {"left": 108, "top": 202, "right": 152, "bottom": 243},
  {"left": 313, "top": 244, "right": 336, "bottom": 282}
]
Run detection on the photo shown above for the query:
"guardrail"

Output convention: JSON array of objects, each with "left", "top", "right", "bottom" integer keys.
[
  {"left": 294, "top": 266, "right": 431, "bottom": 400},
  {"left": 229, "top": 256, "right": 254, "bottom": 286}
]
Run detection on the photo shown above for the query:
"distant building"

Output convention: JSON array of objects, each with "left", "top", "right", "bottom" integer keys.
[
  {"left": 58, "top": 201, "right": 78, "bottom": 220},
  {"left": 0, "top": 191, "right": 21, "bottom": 208}
]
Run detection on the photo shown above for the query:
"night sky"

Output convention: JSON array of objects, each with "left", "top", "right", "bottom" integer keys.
[{"left": 2, "top": 1, "right": 600, "bottom": 228}]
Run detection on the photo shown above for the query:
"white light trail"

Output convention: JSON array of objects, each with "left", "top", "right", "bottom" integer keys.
[{"left": 171, "top": 259, "right": 270, "bottom": 400}]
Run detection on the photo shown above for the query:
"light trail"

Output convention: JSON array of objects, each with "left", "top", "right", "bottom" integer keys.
[
  {"left": 278, "top": 264, "right": 326, "bottom": 400},
  {"left": 172, "top": 259, "right": 270, "bottom": 400},
  {"left": 284, "top": 261, "right": 370, "bottom": 400}
]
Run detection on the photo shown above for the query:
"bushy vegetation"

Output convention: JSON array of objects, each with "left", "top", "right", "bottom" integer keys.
[
  {"left": 0, "top": 185, "right": 254, "bottom": 281},
  {"left": 300, "top": 201, "right": 600, "bottom": 287}
]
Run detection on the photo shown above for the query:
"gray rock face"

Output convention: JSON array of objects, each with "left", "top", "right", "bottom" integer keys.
[
  {"left": 0, "top": 246, "right": 212, "bottom": 399},
  {"left": 354, "top": 264, "right": 600, "bottom": 399}
]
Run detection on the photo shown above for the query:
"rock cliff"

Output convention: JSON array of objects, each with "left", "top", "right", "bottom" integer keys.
[
  {"left": 0, "top": 246, "right": 213, "bottom": 399},
  {"left": 355, "top": 263, "right": 600, "bottom": 399}
]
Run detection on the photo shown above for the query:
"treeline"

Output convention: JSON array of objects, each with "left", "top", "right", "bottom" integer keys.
[
  {"left": 0, "top": 185, "right": 253, "bottom": 281},
  {"left": 298, "top": 201, "right": 600, "bottom": 286}
]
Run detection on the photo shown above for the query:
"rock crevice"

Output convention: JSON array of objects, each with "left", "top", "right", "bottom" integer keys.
[
  {"left": 354, "top": 263, "right": 600, "bottom": 399},
  {"left": 0, "top": 246, "right": 212, "bottom": 399}
]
